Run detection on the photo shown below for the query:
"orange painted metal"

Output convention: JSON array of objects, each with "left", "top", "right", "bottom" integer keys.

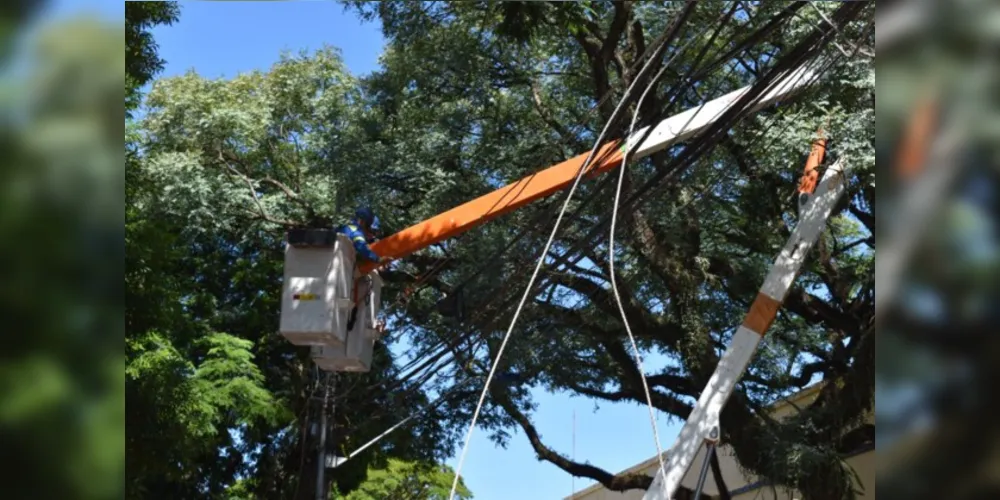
[
  {"left": 896, "top": 96, "right": 938, "bottom": 180},
  {"left": 740, "top": 292, "right": 781, "bottom": 336},
  {"left": 358, "top": 140, "right": 624, "bottom": 274},
  {"left": 796, "top": 129, "right": 828, "bottom": 196}
]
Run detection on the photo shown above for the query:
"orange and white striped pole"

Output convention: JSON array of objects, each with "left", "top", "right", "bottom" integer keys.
[
  {"left": 645, "top": 155, "right": 849, "bottom": 500},
  {"left": 795, "top": 128, "right": 828, "bottom": 211}
]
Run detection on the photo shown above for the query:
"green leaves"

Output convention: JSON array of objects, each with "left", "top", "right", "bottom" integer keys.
[
  {"left": 125, "top": 1, "right": 875, "bottom": 497},
  {"left": 342, "top": 458, "right": 473, "bottom": 500},
  {"left": 126, "top": 1, "right": 180, "bottom": 114},
  {"left": 191, "top": 332, "right": 283, "bottom": 428}
]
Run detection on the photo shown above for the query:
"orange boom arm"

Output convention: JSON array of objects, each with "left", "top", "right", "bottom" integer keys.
[
  {"left": 359, "top": 64, "right": 821, "bottom": 275},
  {"left": 359, "top": 141, "right": 624, "bottom": 274}
]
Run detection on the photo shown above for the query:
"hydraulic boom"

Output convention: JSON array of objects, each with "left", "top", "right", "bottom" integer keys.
[{"left": 360, "top": 65, "right": 817, "bottom": 274}]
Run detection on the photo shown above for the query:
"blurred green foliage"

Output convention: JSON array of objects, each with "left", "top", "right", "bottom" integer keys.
[{"left": 0, "top": 11, "right": 124, "bottom": 500}]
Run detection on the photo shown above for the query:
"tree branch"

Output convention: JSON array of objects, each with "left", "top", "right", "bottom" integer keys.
[
  {"left": 217, "top": 150, "right": 298, "bottom": 227},
  {"left": 849, "top": 204, "right": 874, "bottom": 234},
  {"left": 601, "top": 2, "right": 633, "bottom": 63},
  {"left": 491, "top": 388, "right": 655, "bottom": 491},
  {"left": 529, "top": 80, "right": 573, "bottom": 143}
]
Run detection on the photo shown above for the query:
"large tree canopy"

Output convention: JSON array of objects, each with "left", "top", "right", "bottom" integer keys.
[{"left": 128, "top": 1, "right": 875, "bottom": 499}]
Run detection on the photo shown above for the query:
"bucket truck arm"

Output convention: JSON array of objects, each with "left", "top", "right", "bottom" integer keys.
[
  {"left": 359, "top": 66, "right": 817, "bottom": 275},
  {"left": 644, "top": 156, "right": 850, "bottom": 500}
]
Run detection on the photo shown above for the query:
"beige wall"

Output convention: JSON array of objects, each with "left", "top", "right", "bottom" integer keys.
[{"left": 730, "top": 449, "right": 874, "bottom": 500}]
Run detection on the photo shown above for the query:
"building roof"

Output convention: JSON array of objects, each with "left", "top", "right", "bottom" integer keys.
[{"left": 564, "top": 383, "right": 830, "bottom": 499}]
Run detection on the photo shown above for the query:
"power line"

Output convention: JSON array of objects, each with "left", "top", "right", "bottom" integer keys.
[
  {"left": 448, "top": 4, "right": 704, "bottom": 497},
  {"left": 387, "top": 3, "right": 806, "bottom": 393},
  {"left": 336, "top": 1, "right": 861, "bottom": 439}
]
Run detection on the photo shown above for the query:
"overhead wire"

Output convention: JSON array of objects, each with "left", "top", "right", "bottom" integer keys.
[
  {"left": 326, "top": 5, "right": 865, "bottom": 481},
  {"left": 383, "top": 1, "right": 802, "bottom": 397},
  {"left": 348, "top": 2, "right": 714, "bottom": 400},
  {"left": 342, "top": 1, "right": 814, "bottom": 411},
  {"left": 604, "top": 16, "right": 722, "bottom": 493},
  {"left": 543, "top": 1, "right": 866, "bottom": 285},
  {"left": 447, "top": 3, "right": 703, "bottom": 497},
  {"left": 336, "top": 0, "right": 852, "bottom": 442},
  {"left": 332, "top": 375, "right": 478, "bottom": 468},
  {"left": 446, "top": 2, "right": 861, "bottom": 406},
  {"left": 382, "top": 0, "right": 706, "bottom": 318},
  {"left": 288, "top": 6, "right": 866, "bottom": 496}
]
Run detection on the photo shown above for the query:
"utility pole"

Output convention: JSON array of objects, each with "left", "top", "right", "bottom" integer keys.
[
  {"left": 315, "top": 373, "right": 329, "bottom": 500},
  {"left": 314, "top": 373, "right": 336, "bottom": 500}
]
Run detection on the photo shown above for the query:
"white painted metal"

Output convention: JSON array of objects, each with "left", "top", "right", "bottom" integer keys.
[
  {"left": 279, "top": 234, "right": 355, "bottom": 347},
  {"left": 761, "top": 159, "right": 848, "bottom": 302},
  {"left": 312, "top": 271, "right": 384, "bottom": 373},
  {"left": 644, "top": 159, "right": 849, "bottom": 500},
  {"left": 624, "top": 65, "right": 817, "bottom": 161},
  {"left": 362, "top": 274, "right": 385, "bottom": 341},
  {"left": 645, "top": 326, "right": 755, "bottom": 499}
]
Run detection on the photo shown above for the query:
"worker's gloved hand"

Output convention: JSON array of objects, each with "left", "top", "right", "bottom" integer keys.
[{"left": 378, "top": 256, "right": 392, "bottom": 265}]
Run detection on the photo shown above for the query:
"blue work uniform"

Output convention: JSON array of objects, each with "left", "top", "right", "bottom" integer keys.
[{"left": 337, "top": 219, "right": 379, "bottom": 262}]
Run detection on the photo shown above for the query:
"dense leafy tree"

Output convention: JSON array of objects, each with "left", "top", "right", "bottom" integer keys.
[
  {"left": 129, "top": 47, "right": 461, "bottom": 499},
  {"left": 343, "top": 2, "right": 875, "bottom": 498},
  {"left": 125, "top": 1, "right": 179, "bottom": 113}
]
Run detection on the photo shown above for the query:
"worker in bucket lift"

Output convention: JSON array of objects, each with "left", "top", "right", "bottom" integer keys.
[
  {"left": 338, "top": 206, "right": 392, "bottom": 265},
  {"left": 339, "top": 206, "right": 391, "bottom": 333}
]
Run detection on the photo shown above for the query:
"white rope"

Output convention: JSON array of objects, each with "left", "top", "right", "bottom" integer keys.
[
  {"left": 447, "top": 22, "right": 683, "bottom": 500},
  {"left": 608, "top": 28, "right": 707, "bottom": 497}
]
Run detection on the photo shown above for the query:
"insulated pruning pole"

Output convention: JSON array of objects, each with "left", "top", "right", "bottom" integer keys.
[{"left": 643, "top": 157, "right": 850, "bottom": 500}]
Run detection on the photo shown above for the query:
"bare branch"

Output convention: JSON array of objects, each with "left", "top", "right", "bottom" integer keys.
[
  {"left": 491, "top": 388, "right": 655, "bottom": 491},
  {"left": 217, "top": 150, "right": 298, "bottom": 227}
]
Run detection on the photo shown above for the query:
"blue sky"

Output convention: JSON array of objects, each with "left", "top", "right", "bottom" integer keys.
[{"left": 67, "top": 0, "right": 683, "bottom": 498}]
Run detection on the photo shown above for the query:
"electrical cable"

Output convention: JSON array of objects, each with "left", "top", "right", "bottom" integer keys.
[
  {"left": 351, "top": 2, "right": 722, "bottom": 401},
  {"left": 291, "top": 6, "right": 866, "bottom": 496},
  {"left": 604, "top": 19, "right": 718, "bottom": 493},
  {"left": 332, "top": 376, "right": 478, "bottom": 467},
  {"left": 340, "top": 2, "right": 853, "bottom": 434},
  {"left": 447, "top": 4, "right": 702, "bottom": 497},
  {"left": 544, "top": 1, "right": 866, "bottom": 285},
  {"left": 427, "top": 2, "right": 862, "bottom": 414},
  {"left": 344, "top": 3, "right": 814, "bottom": 409}
]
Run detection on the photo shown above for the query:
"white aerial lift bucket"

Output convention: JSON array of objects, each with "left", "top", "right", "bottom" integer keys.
[
  {"left": 279, "top": 228, "right": 385, "bottom": 372},
  {"left": 312, "top": 270, "right": 384, "bottom": 373}
]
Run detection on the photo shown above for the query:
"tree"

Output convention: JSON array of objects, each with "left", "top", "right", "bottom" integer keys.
[
  {"left": 341, "top": 2, "right": 875, "bottom": 498},
  {"left": 340, "top": 459, "right": 472, "bottom": 500},
  {"left": 0, "top": 17, "right": 126, "bottom": 500},
  {"left": 125, "top": 1, "right": 180, "bottom": 113},
  {"left": 131, "top": 47, "right": 458, "bottom": 499}
]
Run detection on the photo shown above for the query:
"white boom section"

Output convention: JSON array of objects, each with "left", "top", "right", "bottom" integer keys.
[
  {"left": 874, "top": 118, "right": 963, "bottom": 325},
  {"left": 622, "top": 65, "right": 816, "bottom": 159},
  {"left": 644, "top": 158, "right": 849, "bottom": 500}
]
